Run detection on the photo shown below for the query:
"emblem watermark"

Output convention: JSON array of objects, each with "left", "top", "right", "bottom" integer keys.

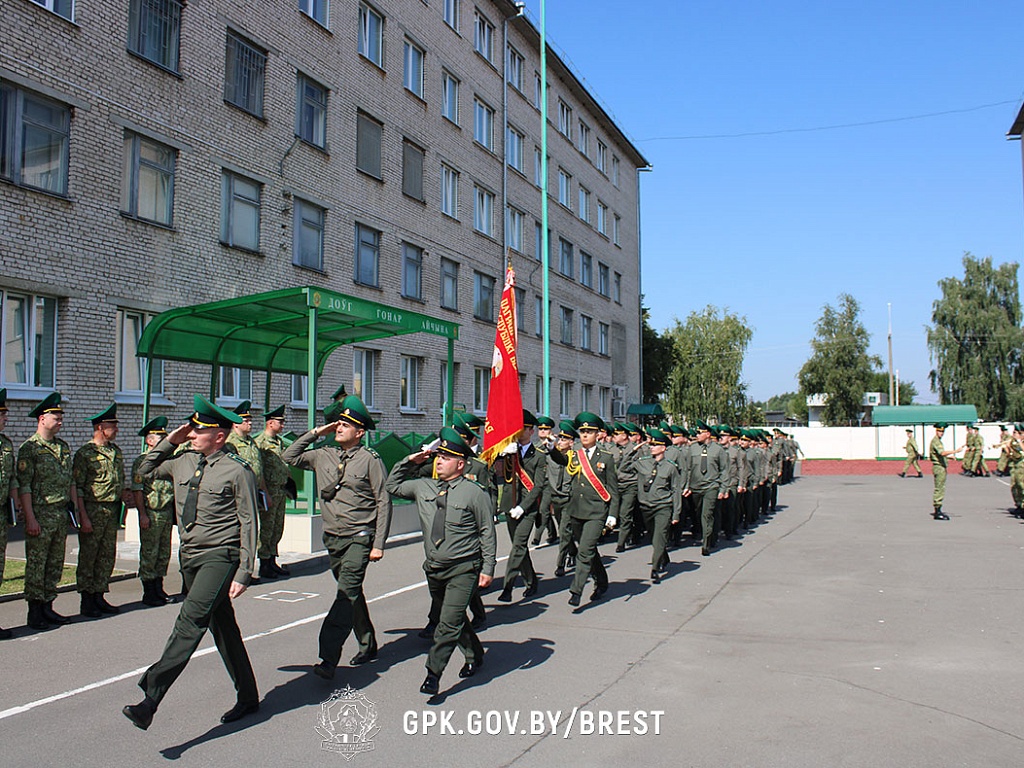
[{"left": 316, "top": 685, "right": 380, "bottom": 760}]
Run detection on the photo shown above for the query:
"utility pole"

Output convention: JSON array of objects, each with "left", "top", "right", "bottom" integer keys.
[{"left": 887, "top": 303, "right": 895, "bottom": 406}]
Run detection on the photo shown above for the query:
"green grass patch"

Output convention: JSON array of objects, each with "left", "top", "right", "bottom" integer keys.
[{"left": 1, "top": 558, "right": 130, "bottom": 597}]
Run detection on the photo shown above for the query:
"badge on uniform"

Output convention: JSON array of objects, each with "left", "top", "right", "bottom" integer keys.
[{"left": 596, "top": 462, "right": 605, "bottom": 470}]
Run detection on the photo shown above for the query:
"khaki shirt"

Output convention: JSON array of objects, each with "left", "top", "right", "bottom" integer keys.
[
  {"left": 929, "top": 436, "right": 947, "bottom": 468},
  {"left": 131, "top": 450, "right": 175, "bottom": 511},
  {"left": 635, "top": 454, "right": 682, "bottom": 521},
  {"left": 905, "top": 437, "right": 920, "bottom": 459},
  {"left": 254, "top": 431, "right": 290, "bottom": 491},
  {"left": 282, "top": 430, "right": 392, "bottom": 544},
  {"left": 682, "top": 440, "right": 728, "bottom": 495},
  {"left": 17, "top": 433, "right": 73, "bottom": 505},
  {"left": 73, "top": 441, "right": 125, "bottom": 503}
]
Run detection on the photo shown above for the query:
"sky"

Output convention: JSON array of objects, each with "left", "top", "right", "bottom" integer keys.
[{"left": 520, "top": 0, "right": 1024, "bottom": 404}]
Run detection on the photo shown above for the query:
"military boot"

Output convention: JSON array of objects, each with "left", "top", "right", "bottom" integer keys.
[
  {"left": 0, "top": 624, "right": 11, "bottom": 640},
  {"left": 270, "top": 557, "right": 290, "bottom": 576},
  {"left": 258, "top": 559, "right": 279, "bottom": 580},
  {"left": 43, "top": 600, "right": 70, "bottom": 625},
  {"left": 27, "top": 601, "right": 51, "bottom": 631},
  {"left": 155, "top": 577, "right": 171, "bottom": 601},
  {"left": 95, "top": 592, "right": 120, "bottom": 615},
  {"left": 80, "top": 592, "right": 102, "bottom": 618},
  {"left": 142, "top": 581, "right": 167, "bottom": 607}
]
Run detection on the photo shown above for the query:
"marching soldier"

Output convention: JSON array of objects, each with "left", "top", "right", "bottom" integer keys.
[
  {"left": 18, "top": 392, "right": 77, "bottom": 631},
  {"left": 0, "top": 389, "right": 19, "bottom": 639},
  {"left": 612, "top": 423, "right": 642, "bottom": 553},
  {"left": 227, "top": 401, "right": 268, "bottom": 578},
  {"left": 1007, "top": 424, "right": 1024, "bottom": 516},
  {"left": 634, "top": 428, "right": 681, "bottom": 583},
  {"left": 254, "top": 405, "right": 291, "bottom": 578},
  {"left": 74, "top": 403, "right": 128, "bottom": 617},
  {"left": 682, "top": 420, "right": 728, "bottom": 556},
  {"left": 995, "top": 425, "right": 1012, "bottom": 477},
  {"left": 900, "top": 428, "right": 924, "bottom": 478},
  {"left": 531, "top": 415, "right": 558, "bottom": 546},
  {"left": 549, "top": 420, "right": 578, "bottom": 577},
  {"left": 132, "top": 416, "right": 176, "bottom": 607},
  {"left": 929, "top": 423, "right": 958, "bottom": 521}
]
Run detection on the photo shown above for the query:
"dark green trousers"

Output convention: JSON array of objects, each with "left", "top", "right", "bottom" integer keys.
[
  {"left": 503, "top": 511, "right": 536, "bottom": 588},
  {"left": 691, "top": 488, "right": 719, "bottom": 550},
  {"left": 616, "top": 485, "right": 639, "bottom": 546},
  {"left": 424, "top": 557, "right": 483, "bottom": 677},
  {"left": 554, "top": 500, "right": 577, "bottom": 568},
  {"left": 568, "top": 516, "right": 608, "bottom": 597},
  {"left": 319, "top": 533, "right": 375, "bottom": 665},
  {"left": 642, "top": 504, "right": 672, "bottom": 570},
  {"left": 139, "top": 547, "right": 257, "bottom": 707}
]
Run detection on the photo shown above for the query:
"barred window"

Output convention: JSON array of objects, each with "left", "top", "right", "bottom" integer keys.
[
  {"left": 224, "top": 32, "right": 266, "bottom": 117},
  {"left": 128, "top": 0, "right": 182, "bottom": 72}
]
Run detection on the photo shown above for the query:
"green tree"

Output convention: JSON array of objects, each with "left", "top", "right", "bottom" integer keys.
[
  {"left": 759, "top": 391, "right": 809, "bottom": 423},
  {"left": 665, "top": 305, "right": 753, "bottom": 424},
  {"left": 798, "top": 294, "right": 881, "bottom": 426},
  {"left": 927, "top": 253, "right": 1024, "bottom": 420},
  {"left": 641, "top": 306, "right": 674, "bottom": 404}
]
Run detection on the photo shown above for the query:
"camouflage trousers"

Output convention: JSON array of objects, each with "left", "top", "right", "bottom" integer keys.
[
  {"left": 1010, "top": 463, "right": 1024, "bottom": 509},
  {"left": 0, "top": 519, "right": 8, "bottom": 591},
  {"left": 24, "top": 503, "right": 68, "bottom": 602},
  {"left": 932, "top": 465, "right": 947, "bottom": 507},
  {"left": 139, "top": 507, "right": 174, "bottom": 581},
  {"left": 258, "top": 492, "right": 286, "bottom": 559},
  {"left": 76, "top": 501, "right": 120, "bottom": 594}
]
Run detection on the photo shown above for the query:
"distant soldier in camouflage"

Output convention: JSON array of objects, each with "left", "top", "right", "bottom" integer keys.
[
  {"left": 18, "top": 392, "right": 78, "bottom": 630},
  {"left": 132, "top": 416, "right": 176, "bottom": 607},
  {"left": 929, "top": 423, "right": 958, "bottom": 521},
  {"left": 900, "top": 428, "right": 923, "bottom": 478},
  {"left": 0, "top": 389, "right": 20, "bottom": 639},
  {"left": 995, "top": 425, "right": 1012, "bottom": 477},
  {"left": 226, "top": 401, "right": 266, "bottom": 579},
  {"left": 254, "top": 405, "right": 291, "bottom": 579},
  {"left": 74, "top": 403, "right": 128, "bottom": 617},
  {"left": 1008, "top": 425, "right": 1024, "bottom": 517}
]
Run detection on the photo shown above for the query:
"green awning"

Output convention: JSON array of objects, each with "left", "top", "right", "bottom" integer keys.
[
  {"left": 626, "top": 403, "right": 665, "bottom": 416},
  {"left": 870, "top": 405, "right": 979, "bottom": 426}
]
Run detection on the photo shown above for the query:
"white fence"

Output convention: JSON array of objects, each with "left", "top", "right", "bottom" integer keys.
[{"left": 786, "top": 423, "right": 1006, "bottom": 461}]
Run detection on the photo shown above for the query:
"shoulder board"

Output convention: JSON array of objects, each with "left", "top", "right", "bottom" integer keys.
[
  {"left": 363, "top": 446, "right": 380, "bottom": 459},
  {"left": 228, "top": 453, "right": 254, "bottom": 471}
]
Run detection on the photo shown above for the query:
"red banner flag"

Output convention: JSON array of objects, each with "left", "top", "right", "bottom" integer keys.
[{"left": 480, "top": 261, "right": 524, "bottom": 465}]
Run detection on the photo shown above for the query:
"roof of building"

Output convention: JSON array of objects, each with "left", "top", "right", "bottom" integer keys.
[{"left": 870, "top": 405, "right": 979, "bottom": 426}]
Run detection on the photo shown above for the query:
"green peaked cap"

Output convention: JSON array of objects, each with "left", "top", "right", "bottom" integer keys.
[
  {"left": 190, "top": 395, "right": 243, "bottom": 428},
  {"left": 85, "top": 403, "right": 118, "bottom": 425},
  {"left": 138, "top": 415, "right": 169, "bottom": 436},
  {"left": 28, "top": 391, "right": 63, "bottom": 418},
  {"left": 337, "top": 395, "right": 375, "bottom": 430}
]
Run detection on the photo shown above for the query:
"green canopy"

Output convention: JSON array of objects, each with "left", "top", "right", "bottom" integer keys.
[
  {"left": 870, "top": 405, "right": 979, "bottom": 426},
  {"left": 626, "top": 403, "right": 665, "bottom": 416}
]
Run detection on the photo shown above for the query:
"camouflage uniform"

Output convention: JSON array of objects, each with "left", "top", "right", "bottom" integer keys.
[
  {"left": 1007, "top": 436, "right": 1024, "bottom": 512},
  {"left": 131, "top": 450, "right": 176, "bottom": 581},
  {"left": 18, "top": 433, "right": 73, "bottom": 602},
  {"left": 0, "top": 432, "right": 15, "bottom": 592},
  {"left": 227, "top": 432, "right": 264, "bottom": 487},
  {"left": 254, "top": 430, "right": 289, "bottom": 560},
  {"left": 74, "top": 441, "right": 126, "bottom": 595}
]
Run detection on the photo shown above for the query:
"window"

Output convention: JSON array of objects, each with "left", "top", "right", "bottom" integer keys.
[
  {"left": 400, "top": 356, "right": 419, "bottom": 410},
  {"left": 128, "top": 0, "right": 182, "bottom": 72},
  {"left": 30, "top": 0, "right": 73, "bottom": 20},
  {"left": 440, "top": 258, "right": 458, "bottom": 310},
  {"left": 599, "top": 386, "right": 609, "bottom": 419},
  {"left": 218, "top": 367, "right": 252, "bottom": 404},
  {"left": 356, "top": 112, "right": 382, "bottom": 178},
  {"left": 1, "top": 83, "right": 70, "bottom": 196},
  {"left": 557, "top": 168, "right": 571, "bottom": 207},
  {"left": 559, "top": 380, "right": 572, "bottom": 418},
  {"left": 297, "top": 74, "right": 327, "bottom": 148},
  {"left": 533, "top": 146, "right": 543, "bottom": 186},
  {"left": 559, "top": 306, "right": 573, "bottom": 345},
  {"left": 580, "top": 315, "right": 592, "bottom": 350},
  {"left": 613, "top": 214, "right": 621, "bottom": 246},
  {"left": 578, "top": 185, "right": 590, "bottom": 223},
  {"left": 598, "top": 321, "right": 609, "bottom": 355},
  {"left": 402, "top": 139, "right": 424, "bottom": 200},
  {"left": 473, "top": 186, "right": 493, "bottom": 236},
  {"left": 224, "top": 31, "right": 266, "bottom": 117},
  {"left": 352, "top": 349, "right": 375, "bottom": 407},
  {"left": 354, "top": 223, "right": 380, "bottom": 286},
  {"left": 534, "top": 221, "right": 543, "bottom": 261},
  {"left": 473, "top": 11, "right": 494, "bottom": 62},
  {"left": 0, "top": 291, "right": 57, "bottom": 390},
  {"left": 403, "top": 39, "right": 425, "bottom": 98},
  {"left": 533, "top": 72, "right": 542, "bottom": 109},
  {"left": 299, "top": 0, "right": 329, "bottom": 27},
  {"left": 358, "top": 3, "right": 384, "bottom": 67},
  {"left": 117, "top": 308, "right": 165, "bottom": 395},
  {"left": 534, "top": 295, "right": 544, "bottom": 336},
  {"left": 293, "top": 198, "right": 325, "bottom": 270},
  {"left": 506, "top": 126, "right": 524, "bottom": 171},
  {"left": 507, "top": 46, "right": 524, "bottom": 91},
  {"left": 439, "top": 362, "right": 455, "bottom": 411},
  {"left": 557, "top": 101, "right": 572, "bottom": 138},
  {"left": 440, "top": 163, "right": 458, "bottom": 218},
  {"left": 558, "top": 238, "right": 573, "bottom": 278},
  {"left": 577, "top": 121, "right": 590, "bottom": 155},
  {"left": 401, "top": 242, "right": 422, "bottom": 300},
  {"left": 506, "top": 206, "right": 523, "bottom": 252},
  {"left": 473, "top": 272, "right": 494, "bottom": 321},
  {"left": 473, "top": 366, "right": 489, "bottom": 413},
  {"left": 473, "top": 98, "right": 493, "bottom": 150},
  {"left": 581, "top": 383, "right": 592, "bottom": 412},
  {"left": 598, "top": 262, "right": 610, "bottom": 297},
  {"left": 443, "top": 0, "right": 458, "bottom": 29},
  {"left": 515, "top": 287, "right": 526, "bottom": 330},
  {"left": 597, "top": 201, "right": 608, "bottom": 235},
  {"left": 220, "top": 171, "right": 261, "bottom": 251},
  {"left": 613, "top": 272, "right": 622, "bottom": 303},
  {"left": 121, "top": 132, "right": 175, "bottom": 225},
  {"left": 597, "top": 140, "right": 607, "bottom": 172},
  {"left": 441, "top": 70, "right": 459, "bottom": 123},
  {"left": 612, "top": 155, "right": 620, "bottom": 186},
  {"left": 580, "top": 251, "right": 592, "bottom": 288}
]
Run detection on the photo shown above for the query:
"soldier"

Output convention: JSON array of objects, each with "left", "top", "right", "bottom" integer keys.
[
  {"left": 0, "top": 389, "right": 20, "bottom": 639},
  {"left": 634, "top": 428, "right": 681, "bottom": 584},
  {"left": 900, "top": 428, "right": 923, "bottom": 478},
  {"left": 132, "top": 416, "right": 176, "bottom": 607},
  {"left": 959, "top": 426, "right": 977, "bottom": 477},
  {"left": 612, "top": 423, "right": 642, "bottom": 553},
  {"left": 929, "top": 423, "right": 958, "bottom": 521},
  {"left": 18, "top": 392, "right": 77, "bottom": 631},
  {"left": 226, "top": 401, "right": 268, "bottom": 578},
  {"left": 254, "top": 405, "right": 291, "bottom": 578},
  {"left": 720, "top": 427, "right": 742, "bottom": 539},
  {"left": 123, "top": 395, "right": 259, "bottom": 731},
  {"left": 547, "top": 411, "right": 619, "bottom": 607},
  {"left": 530, "top": 415, "right": 558, "bottom": 546},
  {"left": 74, "top": 403, "right": 129, "bottom": 618},
  {"left": 282, "top": 395, "right": 390, "bottom": 680},
  {"left": 995, "top": 425, "right": 1012, "bottom": 477},
  {"left": 386, "top": 428, "right": 496, "bottom": 696},
  {"left": 971, "top": 426, "right": 990, "bottom": 477},
  {"left": 449, "top": 414, "right": 491, "bottom": 629},
  {"left": 1009, "top": 425, "right": 1024, "bottom": 516},
  {"left": 682, "top": 420, "right": 729, "bottom": 556},
  {"left": 549, "top": 420, "right": 578, "bottom": 577}
]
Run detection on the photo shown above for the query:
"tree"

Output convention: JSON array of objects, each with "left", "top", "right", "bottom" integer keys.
[
  {"left": 758, "top": 391, "right": 809, "bottom": 423},
  {"left": 641, "top": 306, "right": 674, "bottom": 404},
  {"left": 927, "top": 253, "right": 1024, "bottom": 420},
  {"left": 798, "top": 294, "right": 881, "bottom": 426},
  {"left": 665, "top": 305, "right": 753, "bottom": 424}
]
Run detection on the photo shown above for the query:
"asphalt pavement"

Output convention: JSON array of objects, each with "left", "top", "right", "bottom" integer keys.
[{"left": 1, "top": 471, "right": 1022, "bottom": 767}]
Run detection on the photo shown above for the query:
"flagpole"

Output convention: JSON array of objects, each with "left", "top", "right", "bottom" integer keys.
[{"left": 540, "top": 0, "right": 550, "bottom": 417}]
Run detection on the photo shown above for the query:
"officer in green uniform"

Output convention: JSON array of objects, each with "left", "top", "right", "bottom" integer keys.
[
  {"left": 900, "top": 428, "right": 923, "bottom": 478},
  {"left": 254, "top": 405, "right": 291, "bottom": 577},
  {"left": 282, "top": 395, "right": 391, "bottom": 680},
  {"left": 226, "top": 401, "right": 267, "bottom": 579},
  {"left": 123, "top": 395, "right": 259, "bottom": 731},
  {"left": 634, "top": 428, "right": 681, "bottom": 584},
  {"left": 531, "top": 415, "right": 559, "bottom": 545},
  {"left": 549, "top": 420, "right": 579, "bottom": 577},
  {"left": 0, "top": 389, "right": 20, "bottom": 639},
  {"left": 929, "top": 423, "right": 957, "bottom": 521},
  {"left": 682, "top": 420, "right": 729, "bottom": 556},
  {"left": 74, "top": 403, "right": 128, "bottom": 617},
  {"left": 612, "top": 422, "right": 643, "bottom": 553},
  {"left": 132, "top": 416, "right": 176, "bottom": 607},
  {"left": 18, "top": 392, "right": 77, "bottom": 630},
  {"left": 548, "top": 412, "right": 619, "bottom": 607},
  {"left": 386, "top": 428, "right": 496, "bottom": 696},
  {"left": 495, "top": 409, "right": 546, "bottom": 602}
]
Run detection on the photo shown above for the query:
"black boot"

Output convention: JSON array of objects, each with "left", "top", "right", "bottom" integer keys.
[
  {"left": 27, "top": 601, "right": 51, "bottom": 631},
  {"left": 497, "top": 585, "right": 514, "bottom": 602},
  {"left": 40, "top": 600, "right": 69, "bottom": 625},
  {"left": 81, "top": 592, "right": 102, "bottom": 618},
  {"left": 259, "top": 559, "right": 279, "bottom": 579},
  {"left": 142, "top": 581, "right": 166, "bottom": 607},
  {"left": 271, "top": 557, "right": 290, "bottom": 576},
  {"left": 0, "top": 624, "right": 11, "bottom": 640},
  {"left": 155, "top": 577, "right": 171, "bottom": 601},
  {"left": 95, "top": 592, "right": 120, "bottom": 615}
]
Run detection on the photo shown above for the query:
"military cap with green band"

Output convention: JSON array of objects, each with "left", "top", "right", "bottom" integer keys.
[
  {"left": 337, "top": 395, "right": 375, "bottom": 430},
  {"left": 265, "top": 405, "right": 285, "bottom": 420},
  {"left": 190, "top": 394, "right": 243, "bottom": 428},
  {"left": 0, "top": 387, "right": 7, "bottom": 412},
  {"left": 85, "top": 403, "right": 118, "bottom": 425},
  {"left": 138, "top": 415, "right": 169, "bottom": 436},
  {"left": 28, "top": 391, "right": 64, "bottom": 418},
  {"left": 536, "top": 415, "right": 556, "bottom": 429},
  {"left": 436, "top": 426, "right": 473, "bottom": 458},
  {"left": 557, "top": 419, "right": 579, "bottom": 440},
  {"left": 647, "top": 428, "right": 669, "bottom": 446}
]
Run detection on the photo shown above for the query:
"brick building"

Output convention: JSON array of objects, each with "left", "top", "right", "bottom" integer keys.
[{"left": 0, "top": 0, "right": 648, "bottom": 452}]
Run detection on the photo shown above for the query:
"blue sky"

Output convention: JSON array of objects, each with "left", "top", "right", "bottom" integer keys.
[{"left": 521, "top": 0, "right": 1024, "bottom": 403}]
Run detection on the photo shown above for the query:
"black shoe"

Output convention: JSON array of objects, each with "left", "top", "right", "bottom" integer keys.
[
  {"left": 220, "top": 700, "right": 259, "bottom": 724},
  {"left": 350, "top": 647, "right": 378, "bottom": 665},
  {"left": 701, "top": 546, "right": 711, "bottom": 556},
  {"left": 565, "top": 556, "right": 576, "bottom": 569},
  {"left": 459, "top": 660, "right": 482, "bottom": 678},
  {"left": 898, "top": 472, "right": 905, "bottom": 478},
  {"left": 554, "top": 566, "right": 565, "bottom": 577},
  {"left": 155, "top": 578, "right": 171, "bottom": 601},
  {"left": 546, "top": 535, "right": 559, "bottom": 545},
  {"left": 418, "top": 623, "right": 436, "bottom": 640},
  {"left": 590, "top": 584, "right": 608, "bottom": 601},
  {"left": 523, "top": 576, "right": 539, "bottom": 597},
  {"left": 497, "top": 587, "right": 513, "bottom": 603},
  {"left": 615, "top": 544, "right": 625, "bottom": 553},
  {"left": 271, "top": 558, "right": 290, "bottom": 576},
  {"left": 0, "top": 625, "right": 12, "bottom": 640},
  {"left": 43, "top": 601, "right": 70, "bottom": 625},
  {"left": 934, "top": 512, "right": 950, "bottom": 521},
  {"left": 258, "top": 560, "right": 278, "bottom": 580},
  {"left": 95, "top": 593, "right": 120, "bottom": 615},
  {"left": 80, "top": 592, "right": 102, "bottom": 619},
  {"left": 531, "top": 534, "right": 542, "bottom": 546},
  {"left": 420, "top": 672, "right": 440, "bottom": 695},
  {"left": 651, "top": 569, "right": 661, "bottom": 584},
  {"left": 313, "top": 661, "right": 336, "bottom": 680},
  {"left": 568, "top": 593, "right": 581, "bottom": 607},
  {"left": 123, "top": 697, "right": 157, "bottom": 730},
  {"left": 26, "top": 602, "right": 51, "bottom": 631}
]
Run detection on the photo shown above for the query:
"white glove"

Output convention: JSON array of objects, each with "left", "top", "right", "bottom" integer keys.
[
  {"left": 421, "top": 438, "right": 441, "bottom": 453},
  {"left": 605, "top": 516, "right": 617, "bottom": 529},
  {"left": 502, "top": 442, "right": 518, "bottom": 455},
  {"left": 509, "top": 505, "right": 525, "bottom": 520}
]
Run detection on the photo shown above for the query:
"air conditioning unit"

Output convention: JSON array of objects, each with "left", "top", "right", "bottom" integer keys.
[
  {"left": 611, "top": 385, "right": 627, "bottom": 400},
  {"left": 612, "top": 400, "right": 627, "bottom": 418}
]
